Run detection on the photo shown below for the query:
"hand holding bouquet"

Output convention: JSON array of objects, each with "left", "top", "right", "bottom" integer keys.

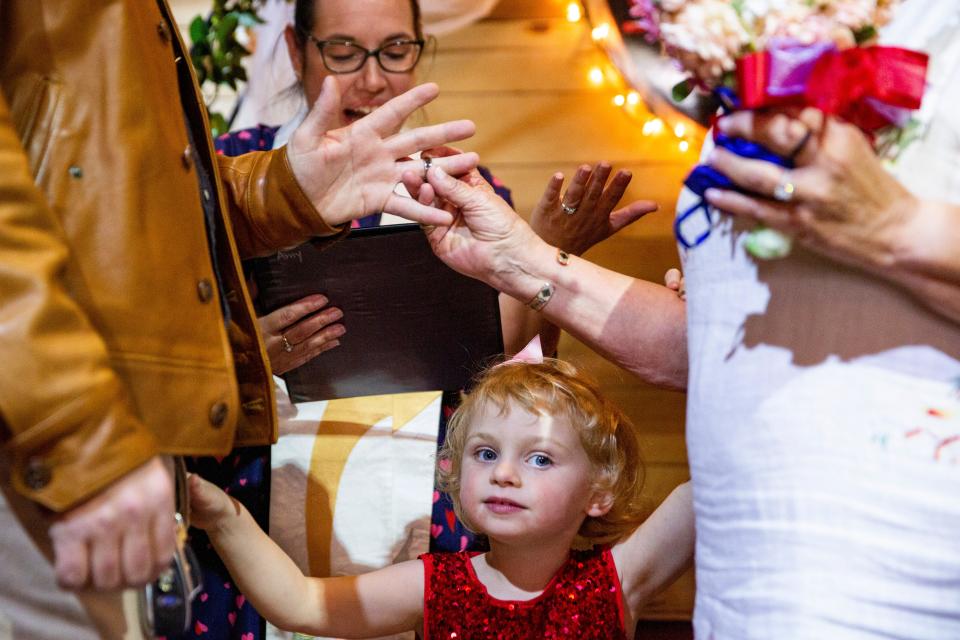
[{"left": 629, "top": 0, "right": 928, "bottom": 258}]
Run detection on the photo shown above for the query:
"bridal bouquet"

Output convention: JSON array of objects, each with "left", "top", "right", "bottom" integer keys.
[{"left": 628, "top": 0, "right": 928, "bottom": 258}]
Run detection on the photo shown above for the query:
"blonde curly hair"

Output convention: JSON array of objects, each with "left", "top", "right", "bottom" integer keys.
[{"left": 437, "top": 358, "right": 645, "bottom": 549}]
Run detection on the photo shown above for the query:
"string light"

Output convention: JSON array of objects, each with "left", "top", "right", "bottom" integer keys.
[
  {"left": 588, "top": 66, "right": 605, "bottom": 86},
  {"left": 591, "top": 23, "right": 610, "bottom": 41},
  {"left": 642, "top": 117, "right": 665, "bottom": 136},
  {"left": 573, "top": 0, "right": 703, "bottom": 154}
]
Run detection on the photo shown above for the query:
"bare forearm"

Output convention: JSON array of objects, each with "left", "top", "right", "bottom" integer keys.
[
  {"left": 616, "top": 481, "right": 695, "bottom": 618},
  {"left": 206, "top": 505, "right": 319, "bottom": 632},
  {"left": 492, "top": 239, "right": 688, "bottom": 389},
  {"left": 886, "top": 200, "right": 960, "bottom": 323},
  {"left": 206, "top": 506, "right": 422, "bottom": 637}
]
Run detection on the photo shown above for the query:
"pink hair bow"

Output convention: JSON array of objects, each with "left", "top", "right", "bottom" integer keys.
[{"left": 497, "top": 335, "right": 544, "bottom": 367}]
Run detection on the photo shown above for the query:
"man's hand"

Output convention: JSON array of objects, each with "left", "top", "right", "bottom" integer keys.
[
  {"left": 48, "top": 457, "right": 176, "bottom": 590},
  {"left": 287, "top": 79, "right": 478, "bottom": 228}
]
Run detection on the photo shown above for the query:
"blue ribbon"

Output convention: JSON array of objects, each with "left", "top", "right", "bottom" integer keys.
[{"left": 675, "top": 125, "right": 794, "bottom": 249}]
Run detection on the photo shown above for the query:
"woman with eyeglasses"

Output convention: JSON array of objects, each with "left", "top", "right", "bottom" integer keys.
[{"left": 188, "top": 1, "right": 656, "bottom": 638}]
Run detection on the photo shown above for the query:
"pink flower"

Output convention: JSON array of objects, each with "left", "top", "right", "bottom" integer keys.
[{"left": 641, "top": 0, "right": 899, "bottom": 86}]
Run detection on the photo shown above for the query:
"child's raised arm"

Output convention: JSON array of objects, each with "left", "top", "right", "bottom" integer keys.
[
  {"left": 611, "top": 481, "right": 695, "bottom": 624},
  {"left": 188, "top": 474, "right": 424, "bottom": 638}
]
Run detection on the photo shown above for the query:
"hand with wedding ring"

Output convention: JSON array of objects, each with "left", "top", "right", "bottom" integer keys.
[
  {"left": 287, "top": 81, "right": 478, "bottom": 228},
  {"left": 257, "top": 294, "right": 344, "bottom": 375},
  {"left": 703, "top": 107, "right": 919, "bottom": 271},
  {"left": 529, "top": 162, "right": 659, "bottom": 256}
]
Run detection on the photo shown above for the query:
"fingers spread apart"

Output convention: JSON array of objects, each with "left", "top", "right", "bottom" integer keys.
[
  {"left": 388, "top": 121, "right": 477, "bottom": 162},
  {"left": 365, "top": 83, "right": 441, "bottom": 137}
]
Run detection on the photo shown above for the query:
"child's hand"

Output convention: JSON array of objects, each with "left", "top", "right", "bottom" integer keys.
[
  {"left": 664, "top": 268, "right": 685, "bottom": 300},
  {"left": 188, "top": 473, "right": 240, "bottom": 533}
]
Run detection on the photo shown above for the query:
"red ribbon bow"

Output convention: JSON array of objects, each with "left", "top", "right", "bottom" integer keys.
[{"left": 737, "top": 45, "right": 928, "bottom": 132}]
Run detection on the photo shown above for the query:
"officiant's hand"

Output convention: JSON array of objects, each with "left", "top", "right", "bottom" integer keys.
[
  {"left": 258, "top": 294, "right": 344, "bottom": 375},
  {"left": 287, "top": 80, "right": 478, "bottom": 228},
  {"left": 703, "top": 107, "right": 918, "bottom": 272},
  {"left": 394, "top": 165, "right": 551, "bottom": 301},
  {"left": 530, "top": 163, "right": 658, "bottom": 256}
]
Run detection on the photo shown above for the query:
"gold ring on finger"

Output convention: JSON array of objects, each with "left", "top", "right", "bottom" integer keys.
[{"left": 280, "top": 334, "right": 294, "bottom": 353}]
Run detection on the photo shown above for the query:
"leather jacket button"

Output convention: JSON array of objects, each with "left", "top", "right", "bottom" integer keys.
[
  {"left": 157, "top": 21, "right": 172, "bottom": 43},
  {"left": 23, "top": 459, "right": 52, "bottom": 490},
  {"left": 181, "top": 145, "right": 193, "bottom": 170},
  {"left": 196, "top": 278, "right": 214, "bottom": 303},
  {"left": 209, "top": 402, "right": 229, "bottom": 428}
]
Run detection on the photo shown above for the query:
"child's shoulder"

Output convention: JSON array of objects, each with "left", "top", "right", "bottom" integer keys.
[{"left": 418, "top": 550, "right": 476, "bottom": 575}]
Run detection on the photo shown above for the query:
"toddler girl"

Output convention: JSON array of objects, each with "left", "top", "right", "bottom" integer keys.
[{"left": 189, "top": 340, "right": 694, "bottom": 639}]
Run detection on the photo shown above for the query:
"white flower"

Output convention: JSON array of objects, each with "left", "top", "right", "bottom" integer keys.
[
  {"left": 651, "top": 0, "right": 899, "bottom": 85},
  {"left": 659, "top": 0, "right": 751, "bottom": 85}
]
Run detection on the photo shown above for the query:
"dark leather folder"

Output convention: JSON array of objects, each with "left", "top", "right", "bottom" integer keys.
[{"left": 250, "top": 224, "right": 504, "bottom": 402}]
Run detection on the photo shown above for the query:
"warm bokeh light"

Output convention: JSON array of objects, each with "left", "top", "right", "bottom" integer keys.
[
  {"left": 613, "top": 94, "right": 626, "bottom": 107},
  {"left": 591, "top": 23, "right": 611, "bottom": 41},
  {"left": 566, "top": 2, "right": 582, "bottom": 22},
  {"left": 679, "top": 140, "right": 690, "bottom": 153},
  {"left": 674, "top": 123, "right": 687, "bottom": 138},
  {"left": 588, "top": 66, "right": 605, "bottom": 86},
  {"left": 626, "top": 91, "right": 640, "bottom": 106},
  {"left": 642, "top": 117, "right": 665, "bottom": 136}
]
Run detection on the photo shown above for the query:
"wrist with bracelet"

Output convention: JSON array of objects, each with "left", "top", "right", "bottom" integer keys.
[{"left": 525, "top": 247, "right": 571, "bottom": 311}]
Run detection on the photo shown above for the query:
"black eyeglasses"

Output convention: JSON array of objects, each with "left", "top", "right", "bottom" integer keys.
[{"left": 301, "top": 32, "right": 425, "bottom": 74}]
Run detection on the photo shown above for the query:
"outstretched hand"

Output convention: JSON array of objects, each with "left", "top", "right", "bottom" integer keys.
[
  {"left": 530, "top": 163, "right": 658, "bottom": 255},
  {"left": 187, "top": 474, "right": 239, "bottom": 534},
  {"left": 287, "top": 80, "right": 478, "bottom": 228}
]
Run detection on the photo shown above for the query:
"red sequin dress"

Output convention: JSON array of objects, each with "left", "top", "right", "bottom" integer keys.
[{"left": 420, "top": 548, "right": 628, "bottom": 639}]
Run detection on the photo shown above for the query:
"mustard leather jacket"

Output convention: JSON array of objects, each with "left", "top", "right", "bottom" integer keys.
[{"left": 0, "top": 0, "right": 344, "bottom": 511}]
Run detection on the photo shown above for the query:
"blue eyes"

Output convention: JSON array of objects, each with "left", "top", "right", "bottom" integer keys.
[
  {"left": 472, "top": 448, "right": 552, "bottom": 468},
  {"left": 476, "top": 448, "right": 498, "bottom": 462},
  {"left": 530, "top": 454, "right": 552, "bottom": 468}
]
